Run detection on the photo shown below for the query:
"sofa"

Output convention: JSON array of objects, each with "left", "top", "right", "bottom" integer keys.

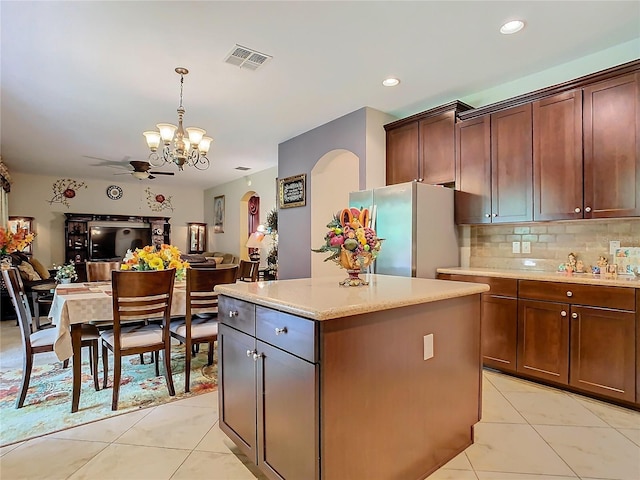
[{"left": 181, "top": 252, "right": 238, "bottom": 268}]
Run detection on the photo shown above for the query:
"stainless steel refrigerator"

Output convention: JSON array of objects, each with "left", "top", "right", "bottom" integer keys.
[{"left": 349, "top": 181, "right": 459, "bottom": 278}]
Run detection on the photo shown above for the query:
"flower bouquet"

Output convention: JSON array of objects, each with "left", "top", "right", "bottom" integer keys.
[
  {"left": 120, "top": 244, "right": 189, "bottom": 280},
  {"left": 312, "top": 207, "right": 382, "bottom": 286},
  {"left": 55, "top": 262, "right": 78, "bottom": 283},
  {"left": 1, "top": 227, "right": 36, "bottom": 270}
]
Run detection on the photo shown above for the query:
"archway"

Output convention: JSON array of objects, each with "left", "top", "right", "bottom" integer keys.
[{"left": 311, "top": 149, "right": 360, "bottom": 278}]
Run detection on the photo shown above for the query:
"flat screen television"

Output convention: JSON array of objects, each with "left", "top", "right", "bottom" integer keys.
[{"left": 88, "top": 222, "right": 151, "bottom": 261}]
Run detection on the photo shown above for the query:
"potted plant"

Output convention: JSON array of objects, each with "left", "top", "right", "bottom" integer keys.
[{"left": 55, "top": 262, "right": 77, "bottom": 284}]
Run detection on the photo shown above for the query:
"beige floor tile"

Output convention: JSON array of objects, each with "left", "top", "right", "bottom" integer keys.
[
  {"left": 171, "top": 451, "right": 261, "bottom": 480},
  {"left": 196, "top": 422, "right": 242, "bottom": 454},
  {"left": 571, "top": 394, "right": 640, "bottom": 429},
  {"left": 482, "top": 372, "right": 497, "bottom": 392},
  {"left": 67, "top": 443, "right": 190, "bottom": 480},
  {"left": 0, "top": 441, "right": 23, "bottom": 457},
  {"left": 619, "top": 428, "right": 640, "bottom": 447},
  {"left": 502, "top": 391, "right": 608, "bottom": 427},
  {"left": 426, "top": 468, "right": 478, "bottom": 480},
  {"left": 534, "top": 425, "right": 640, "bottom": 480},
  {"left": 173, "top": 390, "right": 219, "bottom": 410},
  {"left": 484, "top": 371, "right": 565, "bottom": 394},
  {"left": 51, "top": 408, "right": 152, "bottom": 442},
  {"left": 440, "top": 451, "right": 473, "bottom": 470},
  {"left": 475, "top": 473, "right": 577, "bottom": 480},
  {"left": 0, "top": 437, "right": 108, "bottom": 479},
  {"left": 481, "top": 390, "right": 527, "bottom": 424},
  {"left": 115, "top": 403, "right": 214, "bottom": 449},
  {"left": 466, "top": 423, "right": 574, "bottom": 476}
]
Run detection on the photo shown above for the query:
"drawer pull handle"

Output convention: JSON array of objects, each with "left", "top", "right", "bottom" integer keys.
[
  {"left": 585, "top": 206, "right": 592, "bottom": 213},
  {"left": 566, "top": 291, "right": 573, "bottom": 297},
  {"left": 275, "top": 327, "right": 288, "bottom": 335},
  {"left": 492, "top": 213, "right": 498, "bottom": 217},
  {"left": 572, "top": 313, "right": 578, "bottom": 319},
  {"left": 246, "top": 349, "right": 255, "bottom": 358},
  {"left": 229, "top": 310, "right": 239, "bottom": 318},
  {"left": 561, "top": 310, "right": 567, "bottom": 317},
  {"left": 574, "top": 207, "right": 581, "bottom": 213},
  {"left": 485, "top": 213, "right": 491, "bottom": 218},
  {"left": 252, "top": 352, "right": 263, "bottom": 361}
]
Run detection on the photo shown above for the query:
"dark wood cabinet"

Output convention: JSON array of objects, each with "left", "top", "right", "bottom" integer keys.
[
  {"left": 219, "top": 298, "right": 319, "bottom": 480},
  {"left": 455, "top": 116, "right": 492, "bottom": 224},
  {"left": 490, "top": 104, "right": 533, "bottom": 223},
  {"left": 517, "top": 299, "right": 570, "bottom": 384},
  {"left": 533, "top": 90, "right": 583, "bottom": 221},
  {"left": 437, "top": 274, "right": 518, "bottom": 372},
  {"left": 584, "top": 72, "right": 640, "bottom": 218},
  {"left": 455, "top": 104, "right": 533, "bottom": 224},
  {"left": 569, "top": 305, "right": 636, "bottom": 402},
  {"left": 386, "top": 101, "right": 472, "bottom": 186}
]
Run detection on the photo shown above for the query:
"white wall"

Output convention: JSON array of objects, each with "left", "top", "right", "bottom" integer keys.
[
  {"left": 8, "top": 172, "right": 204, "bottom": 267},
  {"left": 203, "top": 167, "right": 277, "bottom": 262}
]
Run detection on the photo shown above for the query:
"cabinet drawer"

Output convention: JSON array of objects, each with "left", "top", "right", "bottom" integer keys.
[
  {"left": 518, "top": 280, "right": 635, "bottom": 311},
  {"left": 256, "top": 306, "right": 317, "bottom": 363},
  {"left": 219, "top": 296, "right": 256, "bottom": 336},
  {"left": 438, "top": 274, "right": 517, "bottom": 297}
]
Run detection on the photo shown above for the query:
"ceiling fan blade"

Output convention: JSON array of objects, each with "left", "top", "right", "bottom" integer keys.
[
  {"left": 148, "top": 175, "right": 156, "bottom": 180},
  {"left": 149, "top": 171, "right": 175, "bottom": 176},
  {"left": 130, "top": 160, "right": 151, "bottom": 172}
]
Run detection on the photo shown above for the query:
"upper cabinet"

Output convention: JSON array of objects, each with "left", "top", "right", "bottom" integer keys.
[
  {"left": 385, "top": 101, "right": 473, "bottom": 186},
  {"left": 455, "top": 104, "right": 533, "bottom": 224},
  {"left": 454, "top": 59, "right": 639, "bottom": 224},
  {"left": 583, "top": 72, "right": 640, "bottom": 218}
]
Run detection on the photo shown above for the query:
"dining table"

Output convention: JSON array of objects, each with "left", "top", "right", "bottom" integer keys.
[{"left": 48, "top": 280, "right": 189, "bottom": 413}]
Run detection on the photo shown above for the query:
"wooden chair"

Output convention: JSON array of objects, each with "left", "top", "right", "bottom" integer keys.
[
  {"left": 101, "top": 269, "right": 175, "bottom": 410},
  {"left": 2, "top": 267, "right": 100, "bottom": 408},
  {"left": 86, "top": 261, "right": 121, "bottom": 282},
  {"left": 237, "top": 260, "right": 259, "bottom": 282},
  {"left": 170, "top": 266, "right": 238, "bottom": 392}
]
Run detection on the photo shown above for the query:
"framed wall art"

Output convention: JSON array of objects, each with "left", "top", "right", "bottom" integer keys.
[
  {"left": 214, "top": 195, "right": 225, "bottom": 233},
  {"left": 278, "top": 174, "right": 306, "bottom": 209}
]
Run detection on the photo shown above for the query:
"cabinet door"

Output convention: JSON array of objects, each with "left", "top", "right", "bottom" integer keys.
[
  {"left": 386, "top": 122, "right": 419, "bottom": 185},
  {"left": 533, "top": 90, "right": 583, "bottom": 220},
  {"left": 455, "top": 115, "right": 492, "bottom": 224},
  {"left": 517, "top": 299, "right": 569, "bottom": 384},
  {"left": 491, "top": 104, "right": 533, "bottom": 223},
  {"left": 584, "top": 72, "right": 640, "bottom": 218},
  {"left": 218, "top": 324, "right": 257, "bottom": 462},
  {"left": 257, "top": 341, "right": 318, "bottom": 480},
  {"left": 420, "top": 111, "right": 455, "bottom": 185},
  {"left": 482, "top": 295, "right": 518, "bottom": 373},
  {"left": 570, "top": 305, "right": 635, "bottom": 402}
]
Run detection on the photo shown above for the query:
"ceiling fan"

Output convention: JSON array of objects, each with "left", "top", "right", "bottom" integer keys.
[{"left": 115, "top": 160, "right": 175, "bottom": 180}]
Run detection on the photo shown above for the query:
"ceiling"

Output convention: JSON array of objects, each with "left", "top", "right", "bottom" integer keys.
[{"left": 1, "top": 1, "right": 638, "bottom": 189}]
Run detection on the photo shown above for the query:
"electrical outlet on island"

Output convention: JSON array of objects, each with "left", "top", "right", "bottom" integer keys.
[
  {"left": 522, "top": 241, "right": 531, "bottom": 254},
  {"left": 512, "top": 241, "right": 521, "bottom": 254}
]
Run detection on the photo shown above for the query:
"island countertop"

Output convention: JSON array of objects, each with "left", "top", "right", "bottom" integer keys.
[
  {"left": 215, "top": 274, "right": 488, "bottom": 321},
  {"left": 436, "top": 266, "right": 640, "bottom": 288}
]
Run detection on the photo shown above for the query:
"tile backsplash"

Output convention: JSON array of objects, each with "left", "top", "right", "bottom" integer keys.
[{"left": 461, "top": 218, "right": 640, "bottom": 272}]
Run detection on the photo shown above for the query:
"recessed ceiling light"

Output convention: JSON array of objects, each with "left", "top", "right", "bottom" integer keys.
[
  {"left": 382, "top": 77, "right": 400, "bottom": 87},
  {"left": 500, "top": 20, "right": 525, "bottom": 35}
]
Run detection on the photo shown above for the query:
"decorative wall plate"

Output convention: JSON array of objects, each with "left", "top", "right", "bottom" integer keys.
[{"left": 106, "top": 185, "right": 123, "bottom": 200}]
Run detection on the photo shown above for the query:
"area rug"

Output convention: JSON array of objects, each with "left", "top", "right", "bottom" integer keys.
[{"left": 0, "top": 345, "right": 217, "bottom": 447}]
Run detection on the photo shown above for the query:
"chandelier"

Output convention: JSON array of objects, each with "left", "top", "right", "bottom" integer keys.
[{"left": 143, "top": 67, "right": 212, "bottom": 171}]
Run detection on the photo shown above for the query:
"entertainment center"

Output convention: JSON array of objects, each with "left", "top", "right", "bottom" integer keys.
[{"left": 64, "top": 213, "right": 170, "bottom": 281}]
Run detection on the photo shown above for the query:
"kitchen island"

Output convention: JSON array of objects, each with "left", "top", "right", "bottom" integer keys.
[{"left": 215, "top": 274, "right": 489, "bottom": 480}]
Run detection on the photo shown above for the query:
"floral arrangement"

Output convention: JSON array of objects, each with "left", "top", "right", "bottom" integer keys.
[
  {"left": 312, "top": 207, "right": 382, "bottom": 272},
  {"left": 0, "top": 227, "right": 36, "bottom": 255},
  {"left": 121, "top": 244, "right": 189, "bottom": 280},
  {"left": 55, "top": 262, "right": 78, "bottom": 281}
]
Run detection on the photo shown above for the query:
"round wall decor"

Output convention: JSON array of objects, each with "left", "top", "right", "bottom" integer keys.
[{"left": 106, "top": 185, "right": 123, "bottom": 200}]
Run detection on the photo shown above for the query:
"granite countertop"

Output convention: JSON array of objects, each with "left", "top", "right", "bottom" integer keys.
[
  {"left": 215, "top": 274, "right": 488, "bottom": 321},
  {"left": 436, "top": 267, "right": 640, "bottom": 289}
]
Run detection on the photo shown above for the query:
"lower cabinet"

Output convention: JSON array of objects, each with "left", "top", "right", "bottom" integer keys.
[{"left": 218, "top": 301, "right": 319, "bottom": 480}]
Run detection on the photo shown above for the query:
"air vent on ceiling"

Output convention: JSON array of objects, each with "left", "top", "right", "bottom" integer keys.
[
  {"left": 235, "top": 166, "right": 252, "bottom": 171},
  {"left": 224, "top": 44, "right": 272, "bottom": 71}
]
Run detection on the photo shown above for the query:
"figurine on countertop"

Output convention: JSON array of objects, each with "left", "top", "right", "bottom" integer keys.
[
  {"left": 597, "top": 255, "right": 608, "bottom": 268},
  {"left": 564, "top": 252, "right": 577, "bottom": 274},
  {"left": 576, "top": 260, "right": 585, "bottom": 273}
]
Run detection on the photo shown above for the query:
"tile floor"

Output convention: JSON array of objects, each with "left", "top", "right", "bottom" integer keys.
[{"left": 0, "top": 370, "right": 638, "bottom": 480}]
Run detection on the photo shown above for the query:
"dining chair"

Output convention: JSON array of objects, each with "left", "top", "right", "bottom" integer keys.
[
  {"left": 237, "top": 260, "right": 259, "bottom": 282},
  {"left": 101, "top": 269, "right": 175, "bottom": 410},
  {"left": 86, "top": 261, "right": 121, "bottom": 282},
  {"left": 2, "top": 267, "right": 100, "bottom": 408},
  {"left": 170, "top": 266, "right": 238, "bottom": 393}
]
